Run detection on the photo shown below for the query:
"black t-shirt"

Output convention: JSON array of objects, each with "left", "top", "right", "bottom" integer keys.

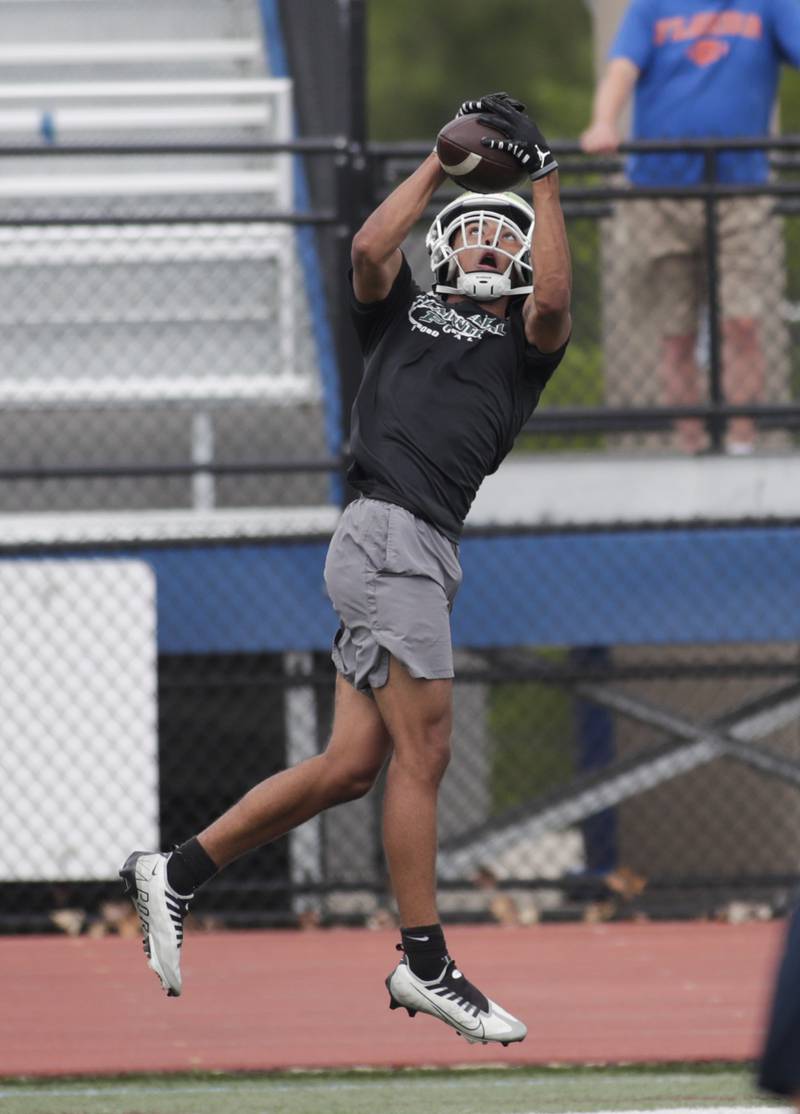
[{"left": 347, "top": 255, "right": 568, "bottom": 541}]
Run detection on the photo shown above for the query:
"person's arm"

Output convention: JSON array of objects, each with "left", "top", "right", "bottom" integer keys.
[
  {"left": 580, "top": 57, "right": 640, "bottom": 154},
  {"left": 477, "top": 95, "right": 571, "bottom": 351},
  {"left": 351, "top": 153, "right": 446, "bottom": 304},
  {"left": 522, "top": 173, "right": 571, "bottom": 353}
]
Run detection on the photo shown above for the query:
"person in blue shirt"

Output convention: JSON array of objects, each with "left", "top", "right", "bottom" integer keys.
[{"left": 581, "top": 0, "right": 800, "bottom": 453}]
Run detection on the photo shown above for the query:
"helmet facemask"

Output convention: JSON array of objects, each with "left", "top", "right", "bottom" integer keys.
[{"left": 426, "top": 192, "right": 534, "bottom": 302}]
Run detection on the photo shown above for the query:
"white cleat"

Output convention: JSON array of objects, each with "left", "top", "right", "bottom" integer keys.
[
  {"left": 119, "top": 850, "right": 191, "bottom": 998},
  {"left": 386, "top": 958, "right": 527, "bottom": 1046}
]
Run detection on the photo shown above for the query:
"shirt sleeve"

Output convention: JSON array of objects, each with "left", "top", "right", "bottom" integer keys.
[
  {"left": 348, "top": 253, "right": 415, "bottom": 358},
  {"left": 608, "top": 0, "right": 655, "bottom": 70},
  {"left": 523, "top": 336, "right": 570, "bottom": 388},
  {"left": 770, "top": 0, "right": 800, "bottom": 68}
]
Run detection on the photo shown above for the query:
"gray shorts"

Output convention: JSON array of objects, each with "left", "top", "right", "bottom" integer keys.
[{"left": 323, "top": 497, "right": 463, "bottom": 692}]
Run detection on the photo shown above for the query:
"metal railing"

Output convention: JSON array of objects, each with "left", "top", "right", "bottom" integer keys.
[{"left": 1, "top": 133, "right": 799, "bottom": 499}]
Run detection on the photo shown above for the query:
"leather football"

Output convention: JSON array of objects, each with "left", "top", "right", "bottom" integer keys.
[{"left": 436, "top": 114, "right": 524, "bottom": 193}]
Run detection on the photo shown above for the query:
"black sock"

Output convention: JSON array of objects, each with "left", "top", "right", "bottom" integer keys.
[
  {"left": 166, "top": 837, "right": 218, "bottom": 895},
  {"left": 400, "top": 923, "right": 449, "bottom": 981}
]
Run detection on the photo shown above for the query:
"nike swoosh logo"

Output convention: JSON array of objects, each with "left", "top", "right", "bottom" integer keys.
[
  {"left": 405, "top": 935, "right": 430, "bottom": 942},
  {"left": 417, "top": 987, "right": 483, "bottom": 1032}
]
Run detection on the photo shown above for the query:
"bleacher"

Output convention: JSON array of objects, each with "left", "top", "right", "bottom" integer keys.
[{"left": 0, "top": 0, "right": 328, "bottom": 514}]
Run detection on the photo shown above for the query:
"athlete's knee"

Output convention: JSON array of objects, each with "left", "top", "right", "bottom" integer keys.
[
  {"left": 336, "top": 765, "right": 380, "bottom": 803},
  {"left": 320, "top": 752, "right": 382, "bottom": 805},
  {"left": 394, "top": 723, "right": 452, "bottom": 786}
]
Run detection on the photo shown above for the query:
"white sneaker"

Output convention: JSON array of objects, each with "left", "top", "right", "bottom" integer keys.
[
  {"left": 386, "top": 957, "right": 527, "bottom": 1045},
  {"left": 119, "top": 851, "right": 191, "bottom": 997}
]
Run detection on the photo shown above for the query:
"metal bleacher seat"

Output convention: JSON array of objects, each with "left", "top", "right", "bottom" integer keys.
[
  {"left": 0, "top": 71, "right": 292, "bottom": 204},
  {"left": 0, "top": 0, "right": 322, "bottom": 513},
  {"left": 0, "top": 77, "right": 287, "bottom": 147}
]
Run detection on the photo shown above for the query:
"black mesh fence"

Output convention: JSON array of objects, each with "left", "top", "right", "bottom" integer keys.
[{"left": 1, "top": 139, "right": 799, "bottom": 938}]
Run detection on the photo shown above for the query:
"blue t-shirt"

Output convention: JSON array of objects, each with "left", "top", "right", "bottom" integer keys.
[{"left": 610, "top": 0, "right": 800, "bottom": 184}]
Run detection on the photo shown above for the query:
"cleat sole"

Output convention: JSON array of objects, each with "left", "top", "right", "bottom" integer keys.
[{"left": 386, "top": 991, "right": 416, "bottom": 1018}]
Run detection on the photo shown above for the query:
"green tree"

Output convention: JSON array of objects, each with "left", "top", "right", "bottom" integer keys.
[
  {"left": 367, "top": 0, "right": 593, "bottom": 142},
  {"left": 781, "top": 67, "right": 800, "bottom": 132}
]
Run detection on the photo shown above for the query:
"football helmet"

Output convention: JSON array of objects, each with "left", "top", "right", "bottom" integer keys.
[{"left": 426, "top": 191, "right": 534, "bottom": 301}]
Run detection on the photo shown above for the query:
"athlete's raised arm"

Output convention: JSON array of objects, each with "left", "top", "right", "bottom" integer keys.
[
  {"left": 351, "top": 153, "right": 446, "bottom": 304},
  {"left": 523, "top": 172, "right": 571, "bottom": 353},
  {"left": 476, "top": 97, "right": 571, "bottom": 351}
]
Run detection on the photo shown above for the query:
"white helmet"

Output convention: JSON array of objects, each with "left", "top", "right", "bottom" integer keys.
[{"left": 425, "top": 191, "right": 534, "bottom": 301}]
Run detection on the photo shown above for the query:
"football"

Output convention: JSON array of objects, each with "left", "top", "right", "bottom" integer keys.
[{"left": 436, "top": 114, "right": 524, "bottom": 193}]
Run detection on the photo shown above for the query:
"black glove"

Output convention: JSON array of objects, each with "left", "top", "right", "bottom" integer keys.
[
  {"left": 455, "top": 91, "right": 526, "bottom": 118},
  {"left": 478, "top": 95, "right": 558, "bottom": 181}
]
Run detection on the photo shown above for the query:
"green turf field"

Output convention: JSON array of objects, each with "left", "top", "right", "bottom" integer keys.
[{"left": 0, "top": 1065, "right": 788, "bottom": 1114}]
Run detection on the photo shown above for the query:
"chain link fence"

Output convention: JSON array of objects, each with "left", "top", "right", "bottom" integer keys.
[{"left": 1, "top": 140, "right": 799, "bottom": 937}]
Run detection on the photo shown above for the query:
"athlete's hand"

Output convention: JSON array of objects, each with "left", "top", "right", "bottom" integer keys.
[
  {"left": 455, "top": 91, "right": 526, "bottom": 118},
  {"left": 478, "top": 95, "right": 558, "bottom": 180}
]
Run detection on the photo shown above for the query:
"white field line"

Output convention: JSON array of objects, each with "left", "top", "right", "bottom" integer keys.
[
  {"left": 0, "top": 1088, "right": 789, "bottom": 1111},
  {"left": 545, "top": 1109, "right": 790, "bottom": 1114}
]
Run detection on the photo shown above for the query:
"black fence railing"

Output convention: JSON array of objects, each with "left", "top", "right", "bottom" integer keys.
[{"left": 1, "top": 134, "right": 799, "bottom": 494}]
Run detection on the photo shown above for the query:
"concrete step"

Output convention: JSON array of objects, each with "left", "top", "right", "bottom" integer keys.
[{"left": 0, "top": 0, "right": 263, "bottom": 48}]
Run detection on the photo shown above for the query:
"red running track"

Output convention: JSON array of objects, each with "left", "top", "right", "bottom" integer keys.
[{"left": 0, "top": 921, "right": 785, "bottom": 1076}]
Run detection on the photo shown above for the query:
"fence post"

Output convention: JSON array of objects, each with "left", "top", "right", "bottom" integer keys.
[
  {"left": 333, "top": 0, "right": 370, "bottom": 503},
  {"left": 704, "top": 146, "right": 725, "bottom": 451}
]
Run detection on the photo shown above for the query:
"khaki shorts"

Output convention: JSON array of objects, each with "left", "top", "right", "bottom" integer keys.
[
  {"left": 323, "top": 497, "right": 463, "bottom": 692},
  {"left": 616, "top": 195, "right": 774, "bottom": 335}
]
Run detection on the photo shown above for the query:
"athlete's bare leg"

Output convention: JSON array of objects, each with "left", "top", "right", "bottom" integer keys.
[
  {"left": 198, "top": 674, "right": 391, "bottom": 868},
  {"left": 376, "top": 658, "right": 528, "bottom": 1043},
  {"left": 373, "top": 657, "right": 452, "bottom": 927}
]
